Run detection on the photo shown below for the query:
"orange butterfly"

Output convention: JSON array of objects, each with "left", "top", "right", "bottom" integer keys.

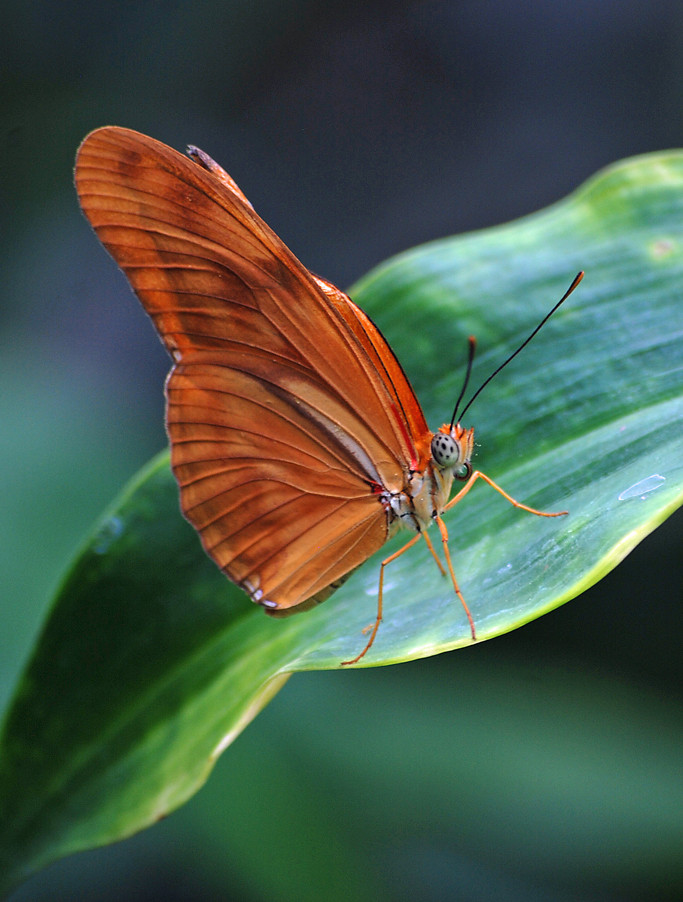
[{"left": 75, "top": 127, "right": 581, "bottom": 665}]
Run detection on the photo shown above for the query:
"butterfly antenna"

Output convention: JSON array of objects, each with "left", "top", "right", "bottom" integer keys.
[
  {"left": 456, "top": 271, "right": 584, "bottom": 424},
  {"left": 449, "top": 336, "right": 477, "bottom": 429}
]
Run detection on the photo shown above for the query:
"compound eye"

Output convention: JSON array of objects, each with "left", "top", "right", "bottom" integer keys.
[{"left": 431, "top": 433, "right": 461, "bottom": 469}]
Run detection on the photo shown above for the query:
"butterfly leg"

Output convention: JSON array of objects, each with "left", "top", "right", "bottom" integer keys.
[
  {"left": 429, "top": 517, "right": 476, "bottom": 641},
  {"left": 341, "top": 533, "right": 422, "bottom": 666},
  {"left": 444, "top": 470, "right": 568, "bottom": 518},
  {"left": 434, "top": 471, "right": 567, "bottom": 642}
]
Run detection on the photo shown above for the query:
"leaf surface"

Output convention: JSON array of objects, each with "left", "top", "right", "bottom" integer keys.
[{"left": 1, "top": 150, "right": 682, "bottom": 891}]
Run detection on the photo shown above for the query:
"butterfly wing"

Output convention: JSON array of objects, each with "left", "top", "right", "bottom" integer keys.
[{"left": 75, "top": 126, "right": 430, "bottom": 610}]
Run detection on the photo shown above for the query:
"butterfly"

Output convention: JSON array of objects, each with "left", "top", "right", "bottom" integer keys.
[{"left": 75, "top": 127, "right": 582, "bottom": 665}]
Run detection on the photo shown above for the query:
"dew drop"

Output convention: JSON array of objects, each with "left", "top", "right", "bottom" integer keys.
[{"left": 618, "top": 474, "right": 665, "bottom": 501}]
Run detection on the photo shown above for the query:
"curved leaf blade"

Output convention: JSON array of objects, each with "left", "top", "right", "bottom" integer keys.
[{"left": 1, "top": 150, "right": 682, "bottom": 890}]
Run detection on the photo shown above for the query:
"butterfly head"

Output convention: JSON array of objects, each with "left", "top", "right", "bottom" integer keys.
[{"left": 431, "top": 423, "right": 473, "bottom": 482}]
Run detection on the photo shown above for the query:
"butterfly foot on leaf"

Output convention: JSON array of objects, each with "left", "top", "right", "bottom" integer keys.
[{"left": 361, "top": 620, "right": 380, "bottom": 635}]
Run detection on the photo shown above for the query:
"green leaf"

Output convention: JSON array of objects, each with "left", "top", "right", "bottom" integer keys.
[{"left": 1, "top": 150, "right": 682, "bottom": 892}]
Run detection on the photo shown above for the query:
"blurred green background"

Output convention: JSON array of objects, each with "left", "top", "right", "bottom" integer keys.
[{"left": 1, "top": 2, "right": 681, "bottom": 900}]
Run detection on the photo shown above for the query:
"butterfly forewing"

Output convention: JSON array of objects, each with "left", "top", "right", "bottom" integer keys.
[
  {"left": 313, "top": 276, "right": 430, "bottom": 462},
  {"left": 75, "top": 127, "right": 428, "bottom": 611}
]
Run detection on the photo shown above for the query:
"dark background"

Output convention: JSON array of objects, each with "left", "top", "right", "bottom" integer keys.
[{"left": 2, "top": 2, "right": 682, "bottom": 900}]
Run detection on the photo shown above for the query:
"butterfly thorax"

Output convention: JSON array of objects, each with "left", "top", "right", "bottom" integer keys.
[{"left": 383, "top": 423, "right": 474, "bottom": 536}]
